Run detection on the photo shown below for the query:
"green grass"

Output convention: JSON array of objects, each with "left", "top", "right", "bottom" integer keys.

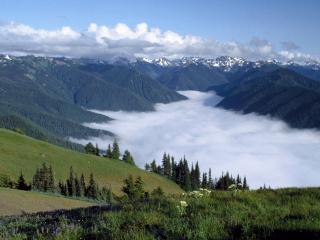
[
  {"left": 1, "top": 188, "right": 320, "bottom": 239},
  {"left": 0, "top": 187, "right": 94, "bottom": 216},
  {"left": 0, "top": 128, "right": 182, "bottom": 195}
]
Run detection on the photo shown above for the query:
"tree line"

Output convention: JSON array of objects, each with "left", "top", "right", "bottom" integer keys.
[
  {"left": 1, "top": 163, "right": 113, "bottom": 203},
  {"left": 84, "top": 140, "right": 135, "bottom": 166},
  {"left": 145, "top": 153, "right": 249, "bottom": 191}
]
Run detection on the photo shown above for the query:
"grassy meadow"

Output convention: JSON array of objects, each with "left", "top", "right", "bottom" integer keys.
[{"left": 0, "top": 128, "right": 182, "bottom": 195}]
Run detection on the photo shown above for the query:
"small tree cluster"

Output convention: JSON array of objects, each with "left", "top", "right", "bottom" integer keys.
[
  {"left": 146, "top": 153, "right": 249, "bottom": 191},
  {"left": 32, "top": 163, "right": 55, "bottom": 192},
  {"left": 85, "top": 140, "right": 136, "bottom": 166},
  {"left": 84, "top": 142, "right": 100, "bottom": 156},
  {"left": 58, "top": 167, "right": 113, "bottom": 202}
]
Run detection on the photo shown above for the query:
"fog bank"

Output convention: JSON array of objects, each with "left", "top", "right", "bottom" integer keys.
[{"left": 71, "top": 91, "right": 320, "bottom": 189}]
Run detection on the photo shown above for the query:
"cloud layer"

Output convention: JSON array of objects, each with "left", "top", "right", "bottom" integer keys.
[
  {"left": 71, "top": 91, "right": 320, "bottom": 189},
  {"left": 0, "top": 21, "right": 318, "bottom": 62}
]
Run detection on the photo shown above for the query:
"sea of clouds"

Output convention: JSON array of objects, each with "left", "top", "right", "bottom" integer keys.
[{"left": 71, "top": 91, "right": 320, "bottom": 189}]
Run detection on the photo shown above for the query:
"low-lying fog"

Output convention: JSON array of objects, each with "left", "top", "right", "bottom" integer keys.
[{"left": 71, "top": 91, "right": 320, "bottom": 189}]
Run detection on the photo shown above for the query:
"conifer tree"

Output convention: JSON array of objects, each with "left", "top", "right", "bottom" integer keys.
[
  {"left": 74, "top": 174, "right": 81, "bottom": 197},
  {"left": 16, "top": 172, "right": 30, "bottom": 191},
  {"left": 86, "top": 173, "right": 98, "bottom": 199},
  {"left": 144, "top": 163, "right": 151, "bottom": 171},
  {"left": 66, "top": 166, "right": 75, "bottom": 196},
  {"left": 151, "top": 160, "right": 157, "bottom": 173},
  {"left": 122, "top": 150, "right": 135, "bottom": 166},
  {"left": 80, "top": 174, "right": 86, "bottom": 197},
  {"left": 95, "top": 144, "right": 100, "bottom": 156},
  {"left": 47, "top": 165, "right": 55, "bottom": 192},
  {"left": 208, "top": 168, "right": 214, "bottom": 189},
  {"left": 111, "top": 139, "right": 120, "bottom": 159},
  {"left": 201, "top": 172, "right": 208, "bottom": 188},
  {"left": 243, "top": 176, "right": 249, "bottom": 190},
  {"left": 58, "top": 181, "right": 67, "bottom": 196},
  {"left": 84, "top": 142, "right": 96, "bottom": 155},
  {"left": 195, "top": 162, "right": 201, "bottom": 189},
  {"left": 105, "top": 144, "right": 113, "bottom": 158}
]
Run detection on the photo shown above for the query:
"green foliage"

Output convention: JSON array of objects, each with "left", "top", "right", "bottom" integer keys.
[
  {"left": 122, "top": 176, "right": 145, "bottom": 201},
  {"left": 16, "top": 172, "right": 30, "bottom": 191},
  {"left": 84, "top": 142, "right": 96, "bottom": 155},
  {"left": 2, "top": 188, "right": 320, "bottom": 239},
  {"left": 0, "top": 129, "right": 183, "bottom": 195},
  {"left": 122, "top": 150, "right": 135, "bottom": 166},
  {"left": 111, "top": 139, "right": 120, "bottom": 160},
  {"left": 32, "top": 163, "right": 55, "bottom": 192}
]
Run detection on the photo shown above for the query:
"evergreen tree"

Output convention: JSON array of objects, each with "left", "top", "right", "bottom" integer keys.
[
  {"left": 208, "top": 168, "right": 214, "bottom": 189},
  {"left": 162, "top": 153, "right": 171, "bottom": 177},
  {"left": 201, "top": 172, "right": 208, "bottom": 188},
  {"left": 194, "top": 162, "right": 201, "bottom": 189},
  {"left": 111, "top": 139, "right": 120, "bottom": 159},
  {"left": 134, "top": 176, "right": 145, "bottom": 199},
  {"left": 58, "top": 181, "right": 67, "bottom": 196},
  {"left": 144, "top": 163, "right": 151, "bottom": 171},
  {"left": 47, "top": 165, "right": 55, "bottom": 192},
  {"left": 80, "top": 174, "right": 86, "bottom": 197},
  {"left": 243, "top": 176, "right": 249, "bottom": 190},
  {"left": 236, "top": 174, "right": 242, "bottom": 189},
  {"left": 122, "top": 150, "right": 135, "bottom": 166},
  {"left": 66, "top": 166, "right": 75, "bottom": 196},
  {"left": 105, "top": 144, "right": 113, "bottom": 158},
  {"left": 74, "top": 174, "right": 81, "bottom": 197},
  {"left": 86, "top": 173, "right": 98, "bottom": 199},
  {"left": 95, "top": 144, "right": 100, "bottom": 156},
  {"left": 16, "top": 172, "right": 30, "bottom": 191},
  {"left": 171, "top": 157, "right": 176, "bottom": 180},
  {"left": 122, "top": 175, "right": 135, "bottom": 200},
  {"left": 84, "top": 142, "right": 96, "bottom": 155},
  {"left": 150, "top": 160, "right": 157, "bottom": 173}
]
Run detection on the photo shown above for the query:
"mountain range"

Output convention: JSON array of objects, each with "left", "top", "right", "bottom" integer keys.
[{"left": 1, "top": 54, "right": 320, "bottom": 149}]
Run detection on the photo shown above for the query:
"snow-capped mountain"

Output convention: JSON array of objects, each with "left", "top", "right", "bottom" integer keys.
[{"left": 138, "top": 56, "right": 320, "bottom": 72}]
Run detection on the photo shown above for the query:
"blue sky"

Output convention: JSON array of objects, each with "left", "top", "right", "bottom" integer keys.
[{"left": 0, "top": 0, "right": 319, "bottom": 59}]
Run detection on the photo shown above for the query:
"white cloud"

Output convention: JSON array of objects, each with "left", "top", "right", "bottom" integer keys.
[
  {"left": 0, "top": 21, "right": 318, "bottom": 62},
  {"left": 71, "top": 91, "right": 320, "bottom": 189}
]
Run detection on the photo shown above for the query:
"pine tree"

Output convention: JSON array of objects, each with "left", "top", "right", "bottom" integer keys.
[
  {"left": 95, "top": 144, "right": 100, "bottom": 156},
  {"left": 111, "top": 139, "right": 120, "bottom": 159},
  {"left": 151, "top": 160, "right": 157, "bottom": 173},
  {"left": 122, "top": 175, "right": 135, "bottom": 200},
  {"left": 171, "top": 157, "right": 176, "bottom": 181},
  {"left": 16, "top": 172, "right": 30, "bottom": 191},
  {"left": 80, "top": 174, "right": 86, "bottom": 197},
  {"left": 85, "top": 142, "right": 96, "bottom": 155},
  {"left": 243, "top": 176, "right": 249, "bottom": 190},
  {"left": 144, "top": 163, "right": 151, "bottom": 171},
  {"left": 74, "top": 174, "right": 81, "bottom": 197},
  {"left": 105, "top": 144, "right": 113, "bottom": 158},
  {"left": 86, "top": 173, "right": 98, "bottom": 199},
  {"left": 134, "top": 176, "right": 145, "bottom": 199},
  {"left": 208, "top": 168, "right": 214, "bottom": 189},
  {"left": 122, "top": 150, "right": 135, "bottom": 166},
  {"left": 201, "top": 172, "right": 208, "bottom": 188},
  {"left": 58, "top": 181, "right": 67, "bottom": 196},
  {"left": 47, "top": 165, "right": 55, "bottom": 192},
  {"left": 236, "top": 174, "right": 242, "bottom": 189},
  {"left": 66, "top": 166, "right": 75, "bottom": 196},
  {"left": 162, "top": 153, "right": 171, "bottom": 177},
  {"left": 195, "top": 162, "right": 201, "bottom": 189}
]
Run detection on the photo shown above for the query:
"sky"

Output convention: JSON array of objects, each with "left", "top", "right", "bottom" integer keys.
[
  {"left": 0, "top": 0, "right": 319, "bottom": 60},
  {"left": 71, "top": 91, "right": 320, "bottom": 189}
]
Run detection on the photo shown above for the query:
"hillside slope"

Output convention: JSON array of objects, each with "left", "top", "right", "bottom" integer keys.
[
  {"left": 0, "top": 188, "right": 94, "bottom": 216},
  {"left": 210, "top": 69, "right": 320, "bottom": 129},
  {"left": 0, "top": 129, "right": 183, "bottom": 195}
]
